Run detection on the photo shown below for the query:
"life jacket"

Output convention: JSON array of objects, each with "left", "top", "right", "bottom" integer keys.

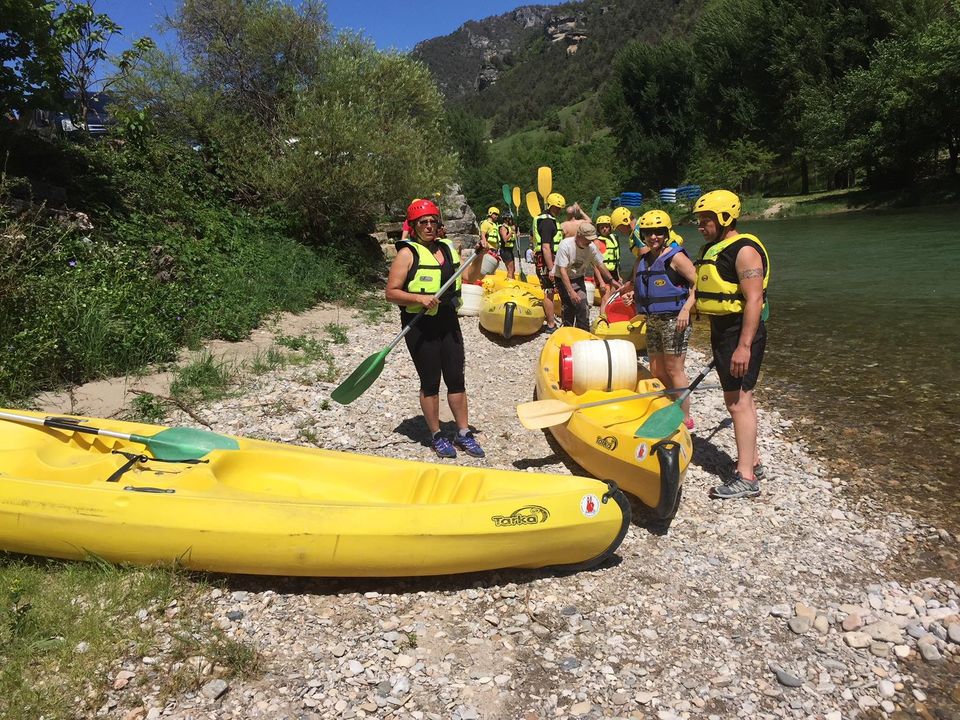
[
  {"left": 600, "top": 234, "right": 620, "bottom": 273},
  {"left": 481, "top": 219, "right": 500, "bottom": 249},
  {"left": 500, "top": 223, "right": 515, "bottom": 249},
  {"left": 532, "top": 213, "right": 563, "bottom": 253},
  {"left": 397, "top": 239, "right": 461, "bottom": 315},
  {"left": 695, "top": 233, "right": 770, "bottom": 316},
  {"left": 634, "top": 246, "right": 690, "bottom": 315}
]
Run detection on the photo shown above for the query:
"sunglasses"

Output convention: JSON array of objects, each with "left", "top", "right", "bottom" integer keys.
[
  {"left": 641, "top": 227, "right": 668, "bottom": 236},
  {"left": 416, "top": 218, "right": 440, "bottom": 226}
]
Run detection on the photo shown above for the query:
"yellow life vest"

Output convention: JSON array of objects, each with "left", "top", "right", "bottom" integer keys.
[
  {"left": 500, "top": 223, "right": 515, "bottom": 249},
  {"left": 532, "top": 213, "right": 563, "bottom": 252},
  {"left": 599, "top": 234, "right": 620, "bottom": 272},
  {"left": 695, "top": 233, "right": 770, "bottom": 316},
  {"left": 399, "top": 239, "right": 461, "bottom": 315},
  {"left": 481, "top": 219, "right": 500, "bottom": 249}
]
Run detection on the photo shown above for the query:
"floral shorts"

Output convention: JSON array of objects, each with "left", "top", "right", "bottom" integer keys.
[{"left": 645, "top": 313, "right": 691, "bottom": 356}]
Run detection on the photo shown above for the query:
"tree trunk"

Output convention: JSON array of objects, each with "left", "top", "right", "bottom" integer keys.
[
  {"left": 949, "top": 136, "right": 958, "bottom": 176},
  {"left": 800, "top": 157, "right": 809, "bottom": 195}
]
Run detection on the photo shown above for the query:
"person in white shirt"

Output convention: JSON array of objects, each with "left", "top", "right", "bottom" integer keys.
[{"left": 552, "top": 222, "right": 621, "bottom": 330}]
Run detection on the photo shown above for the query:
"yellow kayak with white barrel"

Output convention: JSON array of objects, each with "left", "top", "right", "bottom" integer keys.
[
  {"left": 592, "top": 314, "right": 648, "bottom": 352},
  {"left": 0, "top": 409, "right": 630, "bottom": 577},
  {"left": 479, "top": 287, "right": 545, "bottom": 339},
  {"left": 534, "top": 328, "right": 691, "bottom": 519}
]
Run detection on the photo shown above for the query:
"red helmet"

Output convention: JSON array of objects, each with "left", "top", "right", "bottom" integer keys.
[{"left": 406, "top": 199, "right": 440, "bottom": 223}]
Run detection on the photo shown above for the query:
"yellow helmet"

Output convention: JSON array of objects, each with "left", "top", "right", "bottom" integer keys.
[
  {"left": 545, "top": 192, "right": 565, "bottom": 209},
  {"left": 487, "top": 206, "right": 500, "bottom": 215},
  {"left": 638, "top": 209, "right": 673, "bottom": 230},
  {"left": 693, "top": 190, "right": 741, "bottom": 227},
  {"left": 596, "top": 215, "right": 612, "bottom": 226},
  {"left": 610, "top": 207, "right": 632, "bottom": 228}
]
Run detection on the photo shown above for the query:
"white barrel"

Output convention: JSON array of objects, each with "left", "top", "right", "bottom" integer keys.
[
  {"left": 459, "top": 283, "right": 483, "bottom": 316},
  {"left": 480, "top": 252, "right": 500, "bottom": 276},
  {"left": 570, "top": 339, "right": 637, "bottom": 395}
]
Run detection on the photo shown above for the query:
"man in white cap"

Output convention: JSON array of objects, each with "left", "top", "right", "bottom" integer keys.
[{"left": 553, "top": 222, "right": 621, "bottom": 330}]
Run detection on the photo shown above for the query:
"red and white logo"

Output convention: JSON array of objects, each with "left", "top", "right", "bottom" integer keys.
[
  {"left": 580, "top": 494, "right": 600, "bottom": 518},
  {"left": 635, "top": 443, "right": 649, "bottom": 462}
]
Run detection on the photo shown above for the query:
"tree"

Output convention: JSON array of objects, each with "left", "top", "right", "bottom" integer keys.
[
  {"left": 1, "top": 0, "right": 71, "bottom": 113},
  {"left": 602, "top": 39, "right": 700, "bottom": 188}
]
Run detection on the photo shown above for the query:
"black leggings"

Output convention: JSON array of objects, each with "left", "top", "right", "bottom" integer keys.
[{"left": 402, "top": 306, "right": 466, "bottom": 397}]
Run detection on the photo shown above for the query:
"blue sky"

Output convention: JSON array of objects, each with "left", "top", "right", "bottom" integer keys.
[{"left": 97, "top": 0, "right": 564, "bottom": 54}]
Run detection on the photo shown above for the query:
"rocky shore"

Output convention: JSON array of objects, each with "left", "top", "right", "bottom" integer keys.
[{"left": 84, "top": 295, "right": 958, "bottom": 720}]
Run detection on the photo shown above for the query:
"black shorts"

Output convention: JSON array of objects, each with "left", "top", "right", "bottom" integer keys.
[
  {"left": 401, "top": 305, "right": 466, "bottom": 396},
  {"left": 710, "top": 316, "right": 766, "bottom": 392},
  {"left": 499, "top": 246, "right": 515, "bottom": 263}
]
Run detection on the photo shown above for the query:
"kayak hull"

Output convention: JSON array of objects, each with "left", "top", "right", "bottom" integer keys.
[
  {"left": 0, "top": 410, "right": 630, "bottom": 576},
  {"left": 592, "top": 314, "right": 648, "bottom": 352},
  {"left": 535, "top": 328, "right": 691, "bottom": 518},
  {"left": 479, "top": 287, "right": 545, "bottom": 338}
]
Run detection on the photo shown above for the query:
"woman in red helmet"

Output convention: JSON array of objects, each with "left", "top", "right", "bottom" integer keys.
[{"left": 385, "top": 199, "right": 488, "bottom": 459}]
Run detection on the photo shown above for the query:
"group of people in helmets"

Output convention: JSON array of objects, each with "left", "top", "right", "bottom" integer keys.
[{"left": 386, "top": 189, "right": 770, "bottom": 500}]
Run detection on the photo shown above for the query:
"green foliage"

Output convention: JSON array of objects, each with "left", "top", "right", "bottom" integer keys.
[
  {"left": 169, "top": 352, "right": 237, "bottom": 404},
  {"left": 324, "top": 323, "right": 348, "bottom": 345},
  {"left": 130, "top": 392, "right": 167, "bottom": 422},
  {"left": 685, "top": 139, "right": 777, "bottom": 194},
  {"left": 0, "top": 558, "right": 220, "bottom": 720}
]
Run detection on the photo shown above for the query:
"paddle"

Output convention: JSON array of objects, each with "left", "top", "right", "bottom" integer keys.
[
  {"left": 511, "top": 186, "right": 521, "bottom": 213},
  {"left": 501, "top": 184, "right": 513, "bottom": 216},
  {"left": 511, "top": 186, "right": 528, "bottom": 282},
  {"left": 590, "top": 195, "right": 601, "bottom": 219},
  {"left": 516, "top": 384, "right": 720, "bottom": 430},
  {"left": 537, "top": 166, "right": 552, "bottom": 204},
  {"left": 0, "top": 409, "right": 238, "bottom": 461},
  {"left": 525, "top": 191, "right": 542, "bottom": 218},
  {"left": 633, "top": 359, "right": 717, "bottom": 438},
  {"left": 331, "top": 252, "right": 480, "bottom": 405}
]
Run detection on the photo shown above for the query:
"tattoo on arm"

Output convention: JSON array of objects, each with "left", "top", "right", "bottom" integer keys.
[{"left": 738, "top": 268, "right": 764, "bottom": 280}]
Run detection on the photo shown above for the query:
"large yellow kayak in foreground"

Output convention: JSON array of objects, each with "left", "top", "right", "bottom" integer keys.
[
  {"left": 535, "top": 328, "right": 691, "bottom": 519},
  {"left": 0, "top": 410, "right": 630, "bottom": 577}
]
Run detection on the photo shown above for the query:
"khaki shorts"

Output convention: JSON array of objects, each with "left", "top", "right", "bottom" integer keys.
[{"left": 645, "top": 313, "right": 692, "bottom": 355}]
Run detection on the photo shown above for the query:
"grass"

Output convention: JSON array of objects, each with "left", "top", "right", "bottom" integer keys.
[
  {"left": 354, "top": 293, "right": 391, "bottom": 324},
  {"left": 0, "top": 555, "right": 260, "bottom": 720},
  {"left": 129, "top": 392, "right": 168, "bottom": 422},
  {"left": 324, "top": 322, "right": 348, "bottom": 345},
  {"left": 169, "top": 352, "right": 238, "bottom": 405}
]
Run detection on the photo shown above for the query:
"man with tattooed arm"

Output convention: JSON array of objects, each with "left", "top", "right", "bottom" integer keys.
[{"left": 692, "top": 190, "right": 771, "bottom": 499}]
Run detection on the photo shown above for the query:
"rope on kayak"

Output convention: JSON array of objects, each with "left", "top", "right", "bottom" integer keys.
[{"left": 106, "top": 449, "right": 206, "bottom": 483}]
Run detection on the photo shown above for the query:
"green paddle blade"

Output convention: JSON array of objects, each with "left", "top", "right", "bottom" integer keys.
[
  {"left": 501, "top": 184, "right": 512, "bottom": 210},
  {"left": 633, "top": 403, "right": 685, "bottom": 439},
  {"left": 132, "top": 427, "right": 239, "bottom": 461},
  {"left": 331, "top": 348, "right": 389, "bottom": 405},
  {"left": 590, "top": 196, "right": 601, "bottom": 218}
]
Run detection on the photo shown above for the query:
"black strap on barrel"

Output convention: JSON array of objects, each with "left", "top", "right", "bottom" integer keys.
[{"left": 603, "top": 340, "right": 613, "bottom": 392}]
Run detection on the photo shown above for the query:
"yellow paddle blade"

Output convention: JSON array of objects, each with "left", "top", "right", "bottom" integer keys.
[
  {"left": 516, "top": 398, "right": 577, "bottom": 429},
  {"left": 525, "top": 191, "right": 542, "bottom": 218},
  {"left": 512, "top": 186, "right": 521, "bottom": 212},
  {"left": 537, "top": 166, "right": 552, "bottom": 202}
]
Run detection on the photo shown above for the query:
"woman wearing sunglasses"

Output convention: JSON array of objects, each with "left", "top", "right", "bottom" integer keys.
[
  {"left": 385, "top": 199, "right": 488, "bottom": 460},
  {"left": 621, "top": 209, "right": 698, "bottom": 430}
]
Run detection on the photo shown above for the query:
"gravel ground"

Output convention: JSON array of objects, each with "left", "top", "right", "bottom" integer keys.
[{"left": 96, "top": 294, "right": 959, "bottom": 720}]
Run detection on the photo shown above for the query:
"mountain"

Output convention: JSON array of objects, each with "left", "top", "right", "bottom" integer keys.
[{"left": 411, "top": 0, "right": 702, "bottom": 136}]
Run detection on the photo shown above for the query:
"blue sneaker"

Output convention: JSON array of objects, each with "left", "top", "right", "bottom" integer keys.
[
  {"left": 431, "top": 434, "right": 457, "bottom": 459},
  {"left": 454, "top": 430, "right": 485, "bottom": 458}
]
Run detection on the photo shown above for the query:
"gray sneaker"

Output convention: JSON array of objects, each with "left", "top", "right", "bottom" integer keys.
[
  {"left": 754, "top": 463, "right": 767, "bottom": 481},
  {"left": 710, "top": 471, "right": 761, "bottom": 499}
]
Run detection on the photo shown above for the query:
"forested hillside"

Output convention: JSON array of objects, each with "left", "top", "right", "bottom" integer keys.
[{"left": 430, "top": 0, "right": 959, "bottom": 215}]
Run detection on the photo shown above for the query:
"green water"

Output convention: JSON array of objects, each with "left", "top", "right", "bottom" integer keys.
[{"left": 675, "top": 206, "right": 960, "bottom": 546}]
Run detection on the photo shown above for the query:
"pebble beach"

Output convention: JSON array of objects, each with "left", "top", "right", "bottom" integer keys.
[{"left": 83, "top": 294, "right": 958, "bottom": 720}]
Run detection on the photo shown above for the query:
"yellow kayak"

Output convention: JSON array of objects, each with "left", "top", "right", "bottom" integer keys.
[
  {"left": 482, "top": 270, "right": 545, "bottom": 300},
  {"left": 535, "top": 328, "right": 691, "bottom": 519},
  {"left": 479, "top": 287, "right": 545, "bottom": 339},
  {"left": 592, "top": 314, "right": 648, "bottom": 352},
  {"left": 0, "top": 409, "right": 630, "bottom": 577}
]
